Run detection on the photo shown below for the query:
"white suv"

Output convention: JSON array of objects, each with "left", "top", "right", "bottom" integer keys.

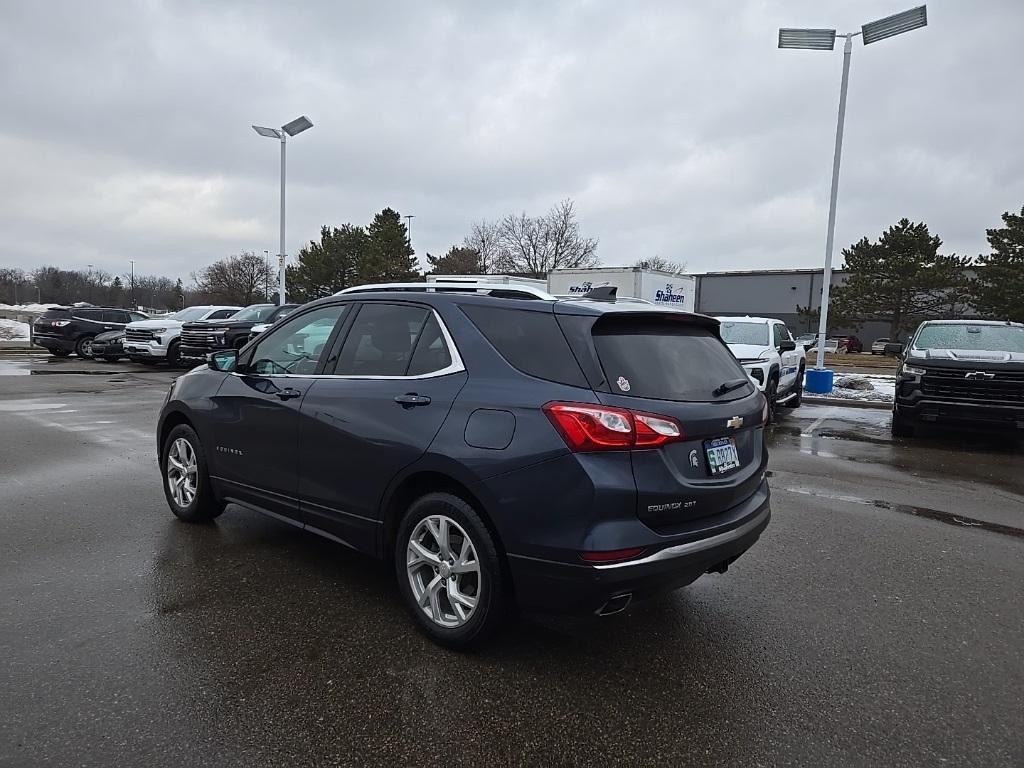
[
  {"left": 124, "top": 305, "right": 240, "bottom": 366},
  {"left": 716, "top": 316, "right": 807, "bottom": 417}
]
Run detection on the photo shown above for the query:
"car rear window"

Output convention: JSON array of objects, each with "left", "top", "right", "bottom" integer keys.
[
  {"left": 41, "top": 309, "right": 71, "bottom": 319},
  {"left": 462, "top": 304, "right": 588, "bottom": 387},
  {"left": 591, "top": 318, "right": 754, "bottom": 402}
]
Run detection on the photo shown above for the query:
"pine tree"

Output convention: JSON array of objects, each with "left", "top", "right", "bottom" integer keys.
[
  {"left": 426, "top": 246, "right": 482, "bottom": 275},
  {"left": 288, "top": 224, "right": 367, "bottom": 301},
  {"left": 364, "top": 208, "right": 420, "bottom": 282},
  {"left": 829, "top": 219, "right": 973, "bottom": 339},
  {"left": 972, "top": 206, "right": 1024, "bottom": 322}
]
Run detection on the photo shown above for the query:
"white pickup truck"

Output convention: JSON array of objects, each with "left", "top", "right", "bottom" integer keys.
[
  {"left": 715, "top": 316, "right": 807, "bottom": 418},
  {"left": 124, "top": 305, "right": 240, "bottom": 366}
]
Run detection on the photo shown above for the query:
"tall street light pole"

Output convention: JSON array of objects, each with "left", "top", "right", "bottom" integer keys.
[
  {"left": 129, "top": 259, "right": 136, "bottom": 309},
  {"left": 779, "top": 5, "right": 927, "bottom": 389},
  {"left": 264, "top": 249, "right": 271, "bottom": 300},
  {"left": 404, "top": 214, "right": 415, "bottom": 262},
  {"left": 252, "top": 116, "right": 313, "bottom": 306}
]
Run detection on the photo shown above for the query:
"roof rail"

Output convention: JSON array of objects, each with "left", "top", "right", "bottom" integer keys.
[{"left": 335, "top": 282, "right": 556, "bottom": 300}]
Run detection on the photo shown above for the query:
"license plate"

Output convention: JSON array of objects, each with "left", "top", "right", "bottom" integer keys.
[{"left": 705, "top": 437, "right": 741, "bottom": 476}]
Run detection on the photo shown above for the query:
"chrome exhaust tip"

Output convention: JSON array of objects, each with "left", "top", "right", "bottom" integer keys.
[{"left": 596, "top": 593, "right": 632, "bottom": 616}]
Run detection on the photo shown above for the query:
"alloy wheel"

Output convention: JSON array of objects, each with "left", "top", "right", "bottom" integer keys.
[
  {"left": 166, "top": 437, "right": 198, "bottom": 507},
  {"left": 406, "top": 514, "right": 481, "bottom": 628}
]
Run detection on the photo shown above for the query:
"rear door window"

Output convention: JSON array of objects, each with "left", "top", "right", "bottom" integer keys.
[
  {"left": 335, "top": 303, "right": 430, "bottom": 376},
  {"left": 462, "top": 304, "right": 587, "bottom": 387},
  {"left": 75, "top": 309, "right": 102, "bottom": 323},
  {"left": 591, "top": 318, "right": 753, "bottom": 402}
]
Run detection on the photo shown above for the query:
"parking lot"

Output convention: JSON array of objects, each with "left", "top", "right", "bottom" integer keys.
[{"left": 1, "top": 354, "right": 1021, "bottom": 766}]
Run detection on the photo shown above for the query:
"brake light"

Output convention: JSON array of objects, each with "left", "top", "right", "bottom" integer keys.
[
  {"left": 543, "top": 402, "right": 684, "bottom": 452},
  {"left": 51, "top": 320, "right": 71, "bottom": 327},
  {"left": 579, "top": 547, "right": 645, "bottom": 564}
]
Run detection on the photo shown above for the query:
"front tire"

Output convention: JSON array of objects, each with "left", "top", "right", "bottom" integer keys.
[
  {"left": 765, "top": 377, "right": 779, "bottom": 422},
  {"left": 780, "top": 365, "right": 804, "bottom": 408},
  {"left": 75, "top": 336, "right": 95, "bottom": 358},
  {"left": 395, "top": 493, "right": 506, "bottom": 650},
  {"left": 161, "top": 424, "right": 225, "bottom": 522},
  {"left": 166, "top": 341, "right": 181, "bottom": 367},
  {"left": 891, "top": 410, "right": 916, "bottom": 438}
]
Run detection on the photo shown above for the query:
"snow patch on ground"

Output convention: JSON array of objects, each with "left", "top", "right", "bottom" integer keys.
[
  {"left": 0, "top": 318, "right": 30, "bottom": 340},
  {"left": 806, "top": 374, "right": 895, "bottom": 403}
]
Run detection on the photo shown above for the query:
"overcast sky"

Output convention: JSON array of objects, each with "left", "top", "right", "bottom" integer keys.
[{"left": 1, "top": 0, "right": 1021, "bottom": 281}]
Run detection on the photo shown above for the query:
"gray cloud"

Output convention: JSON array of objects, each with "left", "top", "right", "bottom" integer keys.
[{"left": 1, "top": 0, "right": 1021, "bottom": 281}]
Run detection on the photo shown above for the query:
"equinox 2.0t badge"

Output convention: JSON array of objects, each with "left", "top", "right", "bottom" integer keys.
[{"left": 726, "top": 416, "right": 744, "bottom": 429}]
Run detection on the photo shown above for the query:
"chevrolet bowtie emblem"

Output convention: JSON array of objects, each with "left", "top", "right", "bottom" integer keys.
[
  {"left": 726, "top": 416, "right": 744, "bottom": 429},
  {"left": 965, "top": 371, "right": 995, "bottom": 379}
]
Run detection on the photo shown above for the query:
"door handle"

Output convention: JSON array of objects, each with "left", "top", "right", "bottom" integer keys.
[
  {"left": 394, "top": 393, "right": 431, "bottom": 407},
  {"left": 275, "top": 387, "right": 302, "bottom": 401}
]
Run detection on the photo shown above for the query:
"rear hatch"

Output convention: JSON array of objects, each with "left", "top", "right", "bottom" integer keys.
[
  {"left": 556, "top": 309, "right": 767, "bottom": 531},
  {"left": 33, "top": 308, "right": 73, "bottom": 337}
]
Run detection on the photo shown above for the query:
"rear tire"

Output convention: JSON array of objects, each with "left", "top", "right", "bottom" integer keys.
[
  {"left": 891, "top": 410, "right": 916, "bottom": 438},
  {"left": 75, "top": 336, "right": 95, "bottom": 358},
  {"left": 395, "top": 493, "right": 506, "bottom": 650},
  {"left": 161, "top": 424, "right": 225, "bottom": 522}
]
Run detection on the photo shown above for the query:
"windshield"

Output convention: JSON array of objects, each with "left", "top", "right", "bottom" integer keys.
[
  {"left": 232, "top": 305, "right": 276, "bottom": 322},
  {"left": 170, "top": 307, "right": 214, "bottom": 322},
  {"left": 914, "top": 324, "right": 1024, "bottom": 353},
  {"left": 718, "top": 321, "right": 769, "bottom": 346}
]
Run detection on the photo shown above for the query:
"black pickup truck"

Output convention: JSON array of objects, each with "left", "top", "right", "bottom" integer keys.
[
  {"left": 891, "top": 320, "right": 1024, "bottom": 437},
  {"left": 179, "top": 303, "right": 298, "bottom": 361}
]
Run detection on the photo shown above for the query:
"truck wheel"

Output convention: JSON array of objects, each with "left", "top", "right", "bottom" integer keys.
[
  {"left": 781, "top": 365, "right": 804, "bottom": 408},
  {"left": 75, "top": 336, "right": 95, "bottom": 358},
  {"left": 166, "top": 341, "right": 181, "bottom": 367},
  {"left": 891, "top": 410, "right": 916, "bottom": 438},
  {"left": 765, "top": 377, "right": 778, "bottom": 422}
]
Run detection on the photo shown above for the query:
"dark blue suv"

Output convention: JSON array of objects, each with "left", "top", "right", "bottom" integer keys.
[{"left": 157, "top": 283, "right": 771, "bottom": 647}]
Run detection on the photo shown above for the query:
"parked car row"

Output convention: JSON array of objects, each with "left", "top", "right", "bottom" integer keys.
[{"left": 31, "top": 303, "right": 297, "bottom": 365}]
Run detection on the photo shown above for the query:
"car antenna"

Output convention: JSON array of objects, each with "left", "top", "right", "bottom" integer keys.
[{"left": 582, "top": 285, "right": 617, "bottom": 302}]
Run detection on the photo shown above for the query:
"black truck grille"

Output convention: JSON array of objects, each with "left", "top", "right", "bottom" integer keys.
[
  {"left": 181, "top": 329, "right": 217, "bottom": 346},
  {"left": 920, "top": 368, "right": 1024, "bottom": 404}
]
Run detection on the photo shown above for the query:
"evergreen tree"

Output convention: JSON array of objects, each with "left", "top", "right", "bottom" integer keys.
[
  {"left": 288, "top": 224, "right": 367, "bottom": 301},
  {"left": 830, "top": 219, "right": 973, "bottom": 339},
  {"left": 972, "top": 206, "right": 1024, "bottom": 322},
  {"left": 364, "top": 208, "right": 420, "bottom": 282},
  {"left": 426, "top": 246, "right": 482, "bottom": 275}
]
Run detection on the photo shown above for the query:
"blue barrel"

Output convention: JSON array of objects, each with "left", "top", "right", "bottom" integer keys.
[{"left": 804, "top": 368, "right": 834, "bottom": 394}]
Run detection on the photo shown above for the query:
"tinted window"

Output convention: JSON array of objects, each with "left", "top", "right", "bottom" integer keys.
[
  {"left": 41, "top": 309, "right": 71, "bottom": 319},
  {"left": 270, "top": 305, "right": 299, "bottom": 322},
  {"left": 718, "top": 321, "right": 768, "bottom": 346},
  {"left": 336, "top": 304, "right": 429, "bottom": 376},
  {"left": 207, "top": 309, "right": 238, "bottom": 320},
  {"left": 74, "top": 309, "right": 102, "bottom": 322},
  {"left": 407, "top": 314, "right": 453, "bottom": 376},
  {"left": 914, "top": 324, "right": 1024, "bottom": 353},
  {"left": 129, "top": 312, "right": 148, "bottom": 322},
  {"left": 103, "top": 310, "right": 127, "bottom": 323},
  {"left": 233, "top": 305, "right": 277, "bottom": 322},
  {"left": 592, "top": 319, "right": 753, "bottom": 402},
  {"left": 462, "top": 304, "right": 587, "bottom": 387},
  {"left": 250, "top": 305, "right": 347, "bottom": 375}
]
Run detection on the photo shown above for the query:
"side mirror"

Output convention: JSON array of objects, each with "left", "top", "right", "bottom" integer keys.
[
  {"left": 208, "top": 349, "right": 238, "bottom": 372},
  {"left": 779, "top": 339, "right": 796, "bottom": 352},
  {"left": 883, "top": 343, "right": 904, "bottom": 358}
]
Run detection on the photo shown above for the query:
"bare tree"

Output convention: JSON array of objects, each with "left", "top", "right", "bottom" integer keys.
[
  {"left": 192, "top": 252, "right": 274, "bottom": 306},
  {"left": 472, "top": 199, "right": 598, "bottom": 278},
  {"left": 462, "top": 220, "right": 500, "bottom": 273},
  {"left": 633, "top": 256, "right": 687, "bottom": 274}
]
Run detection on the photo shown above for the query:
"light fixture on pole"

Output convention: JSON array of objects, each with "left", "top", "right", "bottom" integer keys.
[
  {"left": 252, "top": 116, "right": 314, "bottom": 305},
  {"left": 779, "top": 6, "right": 927, "bottom": 389}
]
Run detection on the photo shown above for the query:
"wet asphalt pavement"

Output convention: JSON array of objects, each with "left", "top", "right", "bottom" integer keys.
[{"left": 1, "top": 355, "right": 1022, "bottom": 766}]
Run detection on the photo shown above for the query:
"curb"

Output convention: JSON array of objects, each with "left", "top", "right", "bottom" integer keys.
[{"left": 802, "top": 396, "right": 892, "bottom": 411}]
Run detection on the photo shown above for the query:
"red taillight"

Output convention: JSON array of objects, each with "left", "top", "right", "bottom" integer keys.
[
  {"left": 543, "top": 402, "right": 683, "bottom": 452},
  {"left": 579, "top": 547, "right": 646, "bottom": 564}
]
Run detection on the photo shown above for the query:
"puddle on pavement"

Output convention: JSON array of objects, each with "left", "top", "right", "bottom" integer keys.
[{"left": 779, "top": 485, "right": 1024, "bottom": 540}]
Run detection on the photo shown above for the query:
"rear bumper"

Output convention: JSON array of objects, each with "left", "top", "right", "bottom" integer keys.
[
  {"left": 508, "top": 486, "right": 771, "bottom": 616},
  {"left": 33, "top": 335, "right": 75, "bottom": 352},
  {"left": 895, "top": 398, "right": 1024, "bottom": 431}
]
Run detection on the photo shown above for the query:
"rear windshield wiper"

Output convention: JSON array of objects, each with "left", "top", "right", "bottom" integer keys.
[{"left": 712, "top": 378, "right": 749, "bottom": 397}]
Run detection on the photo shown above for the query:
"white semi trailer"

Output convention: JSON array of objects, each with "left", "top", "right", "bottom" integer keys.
[{"left": 547, "top": 267, "right": 696, "bottom": 311}]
